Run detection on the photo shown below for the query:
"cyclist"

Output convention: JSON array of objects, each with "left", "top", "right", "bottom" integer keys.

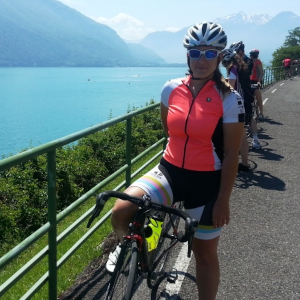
[
  {"left": 249, "top": 49, "right": 264, "bottom": 120},
  {"left": 231, "top": 41, "right": 261, "bottom": 150},
  {"left": 106, "top": 22, "right": 245, "bottom": 300},
  {"left": 282, "top": 56, "right": 292, "bottom": 79},
  {"left": 292, "top": 58, "right": 299, "bottom": 76},
  {"left": 222, "top": 48, "right": 251, "bottom": 172}
]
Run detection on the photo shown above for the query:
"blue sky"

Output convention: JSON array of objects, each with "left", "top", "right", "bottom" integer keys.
[{"left": 58, "top": 0, "right": 300, "bottom": 42}]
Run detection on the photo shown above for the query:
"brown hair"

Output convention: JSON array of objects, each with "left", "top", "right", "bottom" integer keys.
[
  {"left": 213, "top": 57, "right": 231, "bottom": 97},
  {"left": 224, "top": 55, "right": 248, "bottom": 77}
]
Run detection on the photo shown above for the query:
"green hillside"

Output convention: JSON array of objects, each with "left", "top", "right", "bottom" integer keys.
[{"left": 0, "top": 0, "right": 164, "bottom": 66}]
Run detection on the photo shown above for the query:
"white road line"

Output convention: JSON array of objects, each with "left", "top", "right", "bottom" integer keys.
[
  {"left": 163, "top": 242, "right": 192, "bottom": 296},
  {"left": 280, "top": 83, "right": 284, "bottom": 86},
  {"left": 271, "top": 89, "right": 277, "bottom": 93},
  {"left": 263, "top": 98, "right": 268, "bottom": 105}
]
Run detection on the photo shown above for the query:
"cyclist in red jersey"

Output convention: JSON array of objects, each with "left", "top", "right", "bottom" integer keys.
[
  {"left": 106, "top": 22, "right": 244, "bottom": 300},
  {"left": 282, "top": 57, "right": 292, "bottom": 79},
  {"left": 250, "top": 49, "right": 264, "bottom": 120},
  {"left": 282, "top": 57, "right": 292, "bottom": 68}
]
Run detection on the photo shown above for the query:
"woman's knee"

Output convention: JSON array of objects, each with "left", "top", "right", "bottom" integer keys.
[
  {"left": 112, "top": 199, "right": 137, "bottom": 220},
  {"left": 111, "top": 187, "right": 145, "bottom": 223},
  {"left": 192, "top": 237, "right": 219, "bottom": 263}
]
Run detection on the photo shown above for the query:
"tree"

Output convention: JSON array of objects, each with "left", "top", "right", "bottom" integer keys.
[
  {"left": 284, "top": 27, "right": 300, "bottom": 47},
  {"left": 271, "top": 27, "right": 300, "bottom": 67}
]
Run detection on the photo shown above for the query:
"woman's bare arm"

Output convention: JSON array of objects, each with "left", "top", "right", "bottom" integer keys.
[
  {"left": 212, "top": 122, "right": 243, "bottom": 228},
  {"left": 160, "top": 102, "right": 169, "bottom": 137}
]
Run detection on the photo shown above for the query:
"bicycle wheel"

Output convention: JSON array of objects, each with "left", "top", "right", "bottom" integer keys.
[
  {"left": 106, "top": 240, "right": 138, "bottom": 300},
  {"left": 147, "top": 202, "right": 182, "bottom": 288}
]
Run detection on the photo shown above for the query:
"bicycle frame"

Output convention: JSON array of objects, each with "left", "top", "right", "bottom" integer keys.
[{"left": 124, "top": 206, "right": 179, "bottom": 282}]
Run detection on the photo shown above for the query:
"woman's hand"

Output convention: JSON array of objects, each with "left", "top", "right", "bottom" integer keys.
[{"left": 212, "top": 198, "right": 230, "bottom": 228}]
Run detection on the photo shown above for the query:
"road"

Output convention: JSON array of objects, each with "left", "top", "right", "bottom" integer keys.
[{"left": 59, "top": 77, "right": 300, "bottom": 300}]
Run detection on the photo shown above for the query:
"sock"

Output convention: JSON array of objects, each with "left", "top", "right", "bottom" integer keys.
[{"left": 252, "top": 134, "right": 258, "bottom": 141}]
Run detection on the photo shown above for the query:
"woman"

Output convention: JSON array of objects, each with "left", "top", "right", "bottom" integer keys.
[
  {"left": 107, "top": 22, "right": 244, "bottom": 300},
  {"left": 249, "top": 49, "right": 264, "bottom": 120},
  {"left": 222, "top": 48, "right": 251, "bottom": 172}
]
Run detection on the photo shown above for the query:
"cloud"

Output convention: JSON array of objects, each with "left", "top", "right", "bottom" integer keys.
[
  {"left": 93, "top": 13, "right": 155, "bottom": 42},
  {"left": 97, "top": 13, "right": 143, "bottom": 27}
]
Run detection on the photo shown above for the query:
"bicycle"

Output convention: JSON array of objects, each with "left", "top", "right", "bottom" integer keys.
[
  {"left": 87, "top": 190, "right": 198, "bottom": 300},
  {"left": 283, "top": 67, "right": 292, "bottom": 80},
  {"left": 246, "top": 84, "right": 262, "bottom": 138}
]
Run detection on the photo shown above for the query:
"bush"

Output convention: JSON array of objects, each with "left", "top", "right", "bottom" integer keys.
[{"left": 0, "top": 103, "right": 163, "bottom": 253}]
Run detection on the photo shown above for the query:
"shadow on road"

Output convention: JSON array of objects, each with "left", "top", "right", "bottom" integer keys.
[
  {"left": 57, "top": 264, "right": 109, "bottom": 300},
  {"left": 250, "top": 147, "right": 284, "bottom": 162},
  {"left": 235, "top": 170, "right": 286, "bottom": 191},
  {"left": 155, "top": 272, "right": 196, "bottom": 300}
]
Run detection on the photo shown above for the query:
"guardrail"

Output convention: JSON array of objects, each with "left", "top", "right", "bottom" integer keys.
[
  {"left": 0, "top": 102, "right": 165, "bottom": 300},
  {"left": 0, "top": 65, "right": 295, "bottom": 299},
  {"left": 262, "top": 65, "right": 300, "bottom": 90}
]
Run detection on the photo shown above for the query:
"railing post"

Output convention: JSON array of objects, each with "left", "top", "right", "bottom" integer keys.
[
  {"left": 47, "top": 150, "right": 57, "bottom": 300},
  {"left": 126, "top": 118, "right": 132, "bottom": 187}
]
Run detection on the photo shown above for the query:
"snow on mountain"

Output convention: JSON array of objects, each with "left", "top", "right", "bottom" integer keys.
[{"left": 214, "top": 11, "right": 272, "bottom": 25}]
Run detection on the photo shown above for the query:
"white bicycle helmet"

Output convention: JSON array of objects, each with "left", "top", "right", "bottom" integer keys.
[
  {"left": 230, "top": 41, "right": 245, "bottom": 52},
  {"left": 222, "top": 48, "right": 236, "bottom": 62},
  {"left": 183, "top": 22, "right": 227, "bottom": 50}
]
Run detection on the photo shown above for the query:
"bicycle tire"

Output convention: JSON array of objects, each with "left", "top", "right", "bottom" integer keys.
[
  {"left": 147, "top": 202, "right": 182, "bottom": 288},
  {"left": 106, "top": 240, "right": 138, "bottom": 300}
]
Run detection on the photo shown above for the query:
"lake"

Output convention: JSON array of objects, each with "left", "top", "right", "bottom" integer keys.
[{"left": 0, "top": 67, "right": 226, "bottom": 158}]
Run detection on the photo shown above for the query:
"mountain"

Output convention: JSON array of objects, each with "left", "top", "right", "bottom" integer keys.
[
  {"left": 139, "top": 28, "right": 189, "bottom": 64},
  {"left": 214, "top": 11, "right": 272, "bottom": 25},
  {"left": 126, "top": 43, "right": 166, "bottom": 65},
  {"left": 139, "top": 11, "right": 300, "bottom": 65},
  {"left": 0, "top": 0, "right": 164, "bottom": 67}
]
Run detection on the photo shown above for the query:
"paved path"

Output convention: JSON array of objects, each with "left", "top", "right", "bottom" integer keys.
[
  {"left": 215, "top": 77, "right": 300, "bottom": 300},
  {"left": 59, "top": 77, "right": 300, "bottom": 300}
]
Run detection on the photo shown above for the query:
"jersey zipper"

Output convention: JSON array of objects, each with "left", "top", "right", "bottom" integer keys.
[{"left": 181, "top": 82, "right": 207, "bottom": 168}]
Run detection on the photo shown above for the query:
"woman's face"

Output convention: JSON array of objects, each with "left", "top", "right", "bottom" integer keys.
[{"left": 188, "top": 46, "right": 222, "bottom": 79}]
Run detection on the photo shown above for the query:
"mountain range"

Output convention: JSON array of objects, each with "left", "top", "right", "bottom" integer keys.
[
  {"left": 0, "top": 0, "right": 299, "bottom": 67},
  {"left": 140, "top": 11, "right": 300, "bottom": 65},
  {"left": 0, "top": 0, "right": 165, "bottom": 67}
]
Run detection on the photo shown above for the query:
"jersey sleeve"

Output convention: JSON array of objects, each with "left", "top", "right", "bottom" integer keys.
[
  {"left": 222, "top": 90, "right": 245, "bottom": 123},
  {"left": 228, "top": 66, "right": 237, "bottom": 80},
  {"left": 161, "top": 78, "right": 183, "bottom": 107}
]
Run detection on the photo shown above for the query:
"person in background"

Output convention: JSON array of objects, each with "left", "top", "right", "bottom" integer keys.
[
  {"left": 106, "top": 22, "right": 245, "bottom": 300},
  {"left": 249, "top": 49, "right": 264, "bottom": 120},
  {"left": 230, "top": 41, "right": 261, "bottom": 150},
  {"left": 292, "top": 58, "right": 299, "bottom": 76},
  {"left": 282, "top": 56, "right": 292, "bottom": 78},
  {"left": 222, "top": 48, "right": 251, "bottom": 172}
]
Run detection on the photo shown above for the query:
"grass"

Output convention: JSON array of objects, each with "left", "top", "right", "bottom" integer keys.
[{"left": 0, "top": 146, "right": 162, "bottom": 300}]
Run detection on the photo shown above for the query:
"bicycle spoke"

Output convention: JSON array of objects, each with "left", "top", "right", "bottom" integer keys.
[
  {"left": 147, "top": 202, "right": 182, "bottom": 288},
  {"left": 106, "top": 240, "right": 138, "bottom": 300}
]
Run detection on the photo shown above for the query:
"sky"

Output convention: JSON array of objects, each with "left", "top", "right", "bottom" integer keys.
[{"left": 58, "top": 0, "right": 300, "bottom": 42}]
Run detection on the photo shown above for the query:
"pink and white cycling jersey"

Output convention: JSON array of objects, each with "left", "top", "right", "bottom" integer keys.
[{"left": 161, "top": 76, "right": 244, "bottom": 171}]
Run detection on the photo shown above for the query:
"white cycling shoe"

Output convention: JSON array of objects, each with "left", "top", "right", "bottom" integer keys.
[
  {"left": 105, "top": 244, "right": 121, "bottom": 274},
  {"left": 252, "top": 139, "right": 261, "bottom": 150}
]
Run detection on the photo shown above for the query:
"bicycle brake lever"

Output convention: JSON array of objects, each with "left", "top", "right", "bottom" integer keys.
[
  {"left": 86, "top": 193, "right": 108, "bottom": 228},
  {"left": 187, "top": 219, "right": 198, "bottom": 258}
]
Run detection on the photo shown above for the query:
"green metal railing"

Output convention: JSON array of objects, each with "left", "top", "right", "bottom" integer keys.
[
  {"left": 0, "top": 102, "right": 165, "bottom": 300},
  {"left": 0, "top": 65, "right": 290, "bottom": 299},
  {"left": 262, "top": 65, "right": 300, "bottom": 90}
]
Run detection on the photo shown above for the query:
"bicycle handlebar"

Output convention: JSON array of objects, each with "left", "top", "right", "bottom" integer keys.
[{"left": 87, "top": 190, "right": 198, "bottom": 258}]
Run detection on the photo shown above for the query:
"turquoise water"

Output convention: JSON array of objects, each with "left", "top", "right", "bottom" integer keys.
[{"left": 0, "top": 67, "right": 227, "bottom": 158}]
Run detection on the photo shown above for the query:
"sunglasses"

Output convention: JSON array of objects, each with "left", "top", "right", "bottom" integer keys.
[{"left": 188, "top": 49, "right": 221, "bottom": 60}]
